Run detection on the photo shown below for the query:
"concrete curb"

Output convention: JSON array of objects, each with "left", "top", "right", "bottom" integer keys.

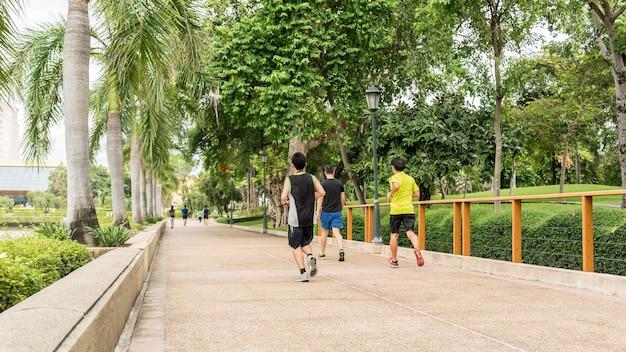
[{"left": 0, "top": 222, "right": 165, "bottom": 352}]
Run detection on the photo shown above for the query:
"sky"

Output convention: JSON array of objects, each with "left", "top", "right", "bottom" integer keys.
[{"left": 18, "top": 0, "right": 106, "bottom": 165}]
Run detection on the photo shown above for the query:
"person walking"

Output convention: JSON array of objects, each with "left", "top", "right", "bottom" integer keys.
[
  {"left": 280, "top": 152, "right": 326, "bottom": 282},
  {"left": 196, "top": 209, "right": 203, "bottom": 223},
  {"left": 168, "top": 206, "right": 175, "bottom": 229},
  {"left": 203, "top": 205, "right": 209, "bottom": 225},
  {"left": 181, "top": 205, "right": 189, "bottom": 226},
  {"left": 385, "top": 157, "right": 424, "bottom": 268},
  {"left": 316, "top": 165, "right": 346, "bottom": 261}
]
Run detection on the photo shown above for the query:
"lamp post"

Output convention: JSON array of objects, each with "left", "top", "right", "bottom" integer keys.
[
  {"left": 260, "top": 151, "right": 268, "bottom": 233},
  {"left": 365, "top": 86, "right": 383, "bottom": 245},
  {"left": 230, "top": 174, "right": 235, "bottom": 225}
]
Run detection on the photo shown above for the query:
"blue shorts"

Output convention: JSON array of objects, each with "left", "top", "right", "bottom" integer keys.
[{"left": 320, "top": 211, "right": 343, "bottom": 230}]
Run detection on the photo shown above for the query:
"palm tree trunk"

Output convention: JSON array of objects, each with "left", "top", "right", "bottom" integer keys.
[
  {"left": 139, "top": 160, "right": 148, "bottom": 220},
  {"left": 131, "top": 137, "right": 143, "bottom": 224},
  {"left": 107, "top": 108, "right": 128, "bottom": 226},
  {"left": 146, "top": 170, "right": 154, "bottom": 217},
  {"left": 155, "top": 182, "right": 163, "bottom": 216},
  {"left": 64, "top": 0, "right": 98, "bottom": 245}
]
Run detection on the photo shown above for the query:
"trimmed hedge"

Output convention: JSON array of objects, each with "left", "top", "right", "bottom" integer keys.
[
  {"left": 344, "top": 203, "right": 626, "bottom": 276},
  {"left": 0, "top": 235, "right": 91, "bottom": 312},
  {"left": 215, "top": 215, "right": 263, "bottom": 224}
]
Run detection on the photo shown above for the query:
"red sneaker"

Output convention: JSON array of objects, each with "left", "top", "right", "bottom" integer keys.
[
  {"left": 414, "top": 248, "right": 425, "bottom": 267},
  {"left": 388, "top": 257, "right": 399, "bottom": 268}
]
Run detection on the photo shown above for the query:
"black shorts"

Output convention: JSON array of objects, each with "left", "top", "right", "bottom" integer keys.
[
  {"left": 389, "top": 214, "right": 416, "bottom": 234},
  {"left": 288, "top": 225, "right": 314, "bottom": 249}
]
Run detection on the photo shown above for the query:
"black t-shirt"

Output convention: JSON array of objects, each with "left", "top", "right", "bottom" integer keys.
[{"left": 321, "top": 178, "right": 344, "bottom": 213}]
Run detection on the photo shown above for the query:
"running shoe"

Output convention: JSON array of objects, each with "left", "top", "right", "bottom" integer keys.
[
  {"left": 339, "top": 249, "right": 345, "bottom": 262},
  {"left": 414, "top": 248, "right": 425, "bottom": 267},
  {"left": 295, "top": 272, "right": 309, "bottom": 282},
  {"left": 388, "top": 257, "right": 399, "bottom": 268},
  {"left": 309, "top": 256, "right": 318, "bottom": 277},
  {"left": 318, "top": 253, "right": 326, "bottom": 259}
]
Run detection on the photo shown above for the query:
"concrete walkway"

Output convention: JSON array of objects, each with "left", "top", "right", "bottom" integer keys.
[{"left": 122, "top": 219, "right": 626, "bottom": 352}]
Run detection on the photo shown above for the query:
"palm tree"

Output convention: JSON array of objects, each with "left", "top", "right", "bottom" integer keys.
[
  {"left": 63, "top": 0, "right": 98, "bottom": 245},
  {"left": 95, "top": 0, "right": 207, "bottom": 222},
  {"left": 12, "top": 0, "right": 208, "bottom": 232}
]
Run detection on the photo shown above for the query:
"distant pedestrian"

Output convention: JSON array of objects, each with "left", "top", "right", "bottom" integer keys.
[
  {"left": 316, "top": 165, "right": 346, "bottom": 261},
  {"left": 385, "top": 157, "right": 423, "bottom": 268},
  {"left": 281, "top": 152, "right": 326, "bottom": 282},
  {"left": 197, "top": 209, "right": 203, "bottom": 223},
  {"left": 203, "top": 205, "right": 209, "bottom": 225},
  {"left": 168, "top": 206, "right": 175, "bottom": 229},
  {"left": 181, "top": 205, "right": 189, "bottom": 226}
]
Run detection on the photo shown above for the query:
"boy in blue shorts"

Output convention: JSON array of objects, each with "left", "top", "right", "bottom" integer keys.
[{"left": 316, "top": 165, "right": 346, "bottom": 261}]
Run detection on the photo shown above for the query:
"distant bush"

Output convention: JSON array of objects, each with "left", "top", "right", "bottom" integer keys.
[
  {"left": 89, "top": 225, "right": 132, "bottom": 247},
  {"left": 0, "top": 235, "right": 90, "bottom": 312},
  {"left": 145, "top": 216, "right": 163, "bottom": 224}
]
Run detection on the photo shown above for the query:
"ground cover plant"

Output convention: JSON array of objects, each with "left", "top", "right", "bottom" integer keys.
[{"left": 0, "top": 234, "right": 91, "bottom": 312}]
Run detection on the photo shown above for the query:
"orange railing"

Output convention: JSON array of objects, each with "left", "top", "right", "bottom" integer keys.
[{"left": 344, "top": 190, "right": 626, "bottom": 273}]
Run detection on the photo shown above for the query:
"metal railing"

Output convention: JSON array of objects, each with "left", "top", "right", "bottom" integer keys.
[{"left": 343, "top": 190, "right": 626, "bottom": 273}]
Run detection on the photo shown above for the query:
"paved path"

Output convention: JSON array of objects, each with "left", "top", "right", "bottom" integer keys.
[{"left": 123, "top": 219, "right": 626, "bottom": 352}]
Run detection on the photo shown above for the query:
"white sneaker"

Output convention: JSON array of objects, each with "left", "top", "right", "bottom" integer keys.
[{"left": 295, "top": 272, "right": 309, "bottom": 282}]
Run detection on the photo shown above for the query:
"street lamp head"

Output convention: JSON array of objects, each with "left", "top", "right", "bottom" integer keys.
[
  {"left": 260, "top": 150, "right": 267, "bottom": 164},
  {"left": 230, "top": 174, "right": 235, "bottom": 182},
  {"left": 365, "top": 86, "right": 382, "bottom": 112}
]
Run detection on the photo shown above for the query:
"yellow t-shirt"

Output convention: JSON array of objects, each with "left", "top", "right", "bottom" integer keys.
[{"left": 388, "top": 172, "right": 418, "bottom": 215}]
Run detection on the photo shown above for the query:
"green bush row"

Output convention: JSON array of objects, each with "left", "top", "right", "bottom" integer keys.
[
  {"left": 215, "top": 215, "right": 264, "bottom": 224},
  {"left": 343, "top": 204, "right": 626, "bottom": 276},
  {"left": 0, "top": 235, "right": 91, "bottom": 312}
]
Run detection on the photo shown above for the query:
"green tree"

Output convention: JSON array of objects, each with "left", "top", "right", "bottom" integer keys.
[
  {"left": 212, "top": 0, "right": 403, "bottom": 218},
  {"left": 0, "top": 196, "right": 15, "bottom": 213},
  {"left": 415, "top": 0, "right": 546, "bottom": 209}
]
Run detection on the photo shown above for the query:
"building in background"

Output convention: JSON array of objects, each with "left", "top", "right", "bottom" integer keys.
[
  {"left": 0, "top": 104, "right": 62, "bottom": 205},
  {"left": 0, "top": 163, "right": 60, "bottom": 205}
]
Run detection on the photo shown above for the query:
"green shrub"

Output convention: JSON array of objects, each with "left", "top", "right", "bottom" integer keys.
[
  {"left": 145, "top": 216, "right": 163, "bottom": 224},
  {"left": 34, "top": 222, "right": 74, "bottom": 241},
  {"left": 90, "top": 225, "right": 131, "bottom": 247},
  {"left": 0, "top": 235, "right": 90, "bottom": 312}
]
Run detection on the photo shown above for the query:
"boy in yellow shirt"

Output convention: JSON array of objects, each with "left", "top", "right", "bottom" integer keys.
[{"left": 385, "top": 157, "right": 424, "bottom": 267}]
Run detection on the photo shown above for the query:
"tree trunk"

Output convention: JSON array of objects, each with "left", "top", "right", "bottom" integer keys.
[
  {"left": 146, "top": 170, "right": 154, "bottom": 217},
  {"left": 64, "top": 0, "right": 98, "bottom": 245},
  {"left": 131, "top": 137, "right": 143, "bottom": 224},
  {"left": 490, "top": 10, "right": 504, "bottom": 211},
  {"left": 590, "top": 4, "right": 626, "bottom": 208},
  {"left": 332, "top": 112, "right": 366, "bottom": 204},
  {"left": 107, "top": 109, "right": 128, "bottom": 226},
  {"left": 154, "top": 182, "right": 160, "bottom": 218},
  {"left": 559, "top": 135, "right": 569, "bottom": 203},
  {"left": 509, "top": 157, "right": 516, "bottom": 196},
  {"left": 140, "top": 161, "right": 148, "bottom": 220}
]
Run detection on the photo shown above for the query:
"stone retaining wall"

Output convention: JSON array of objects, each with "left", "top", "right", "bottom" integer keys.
[{"left": 0, "top": 222, "right": 164, "bottom": 352}]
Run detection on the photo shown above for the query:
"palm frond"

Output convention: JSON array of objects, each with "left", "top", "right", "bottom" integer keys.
[{"left": 13, "top": 19, "right": 66, "bottom": 165}]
